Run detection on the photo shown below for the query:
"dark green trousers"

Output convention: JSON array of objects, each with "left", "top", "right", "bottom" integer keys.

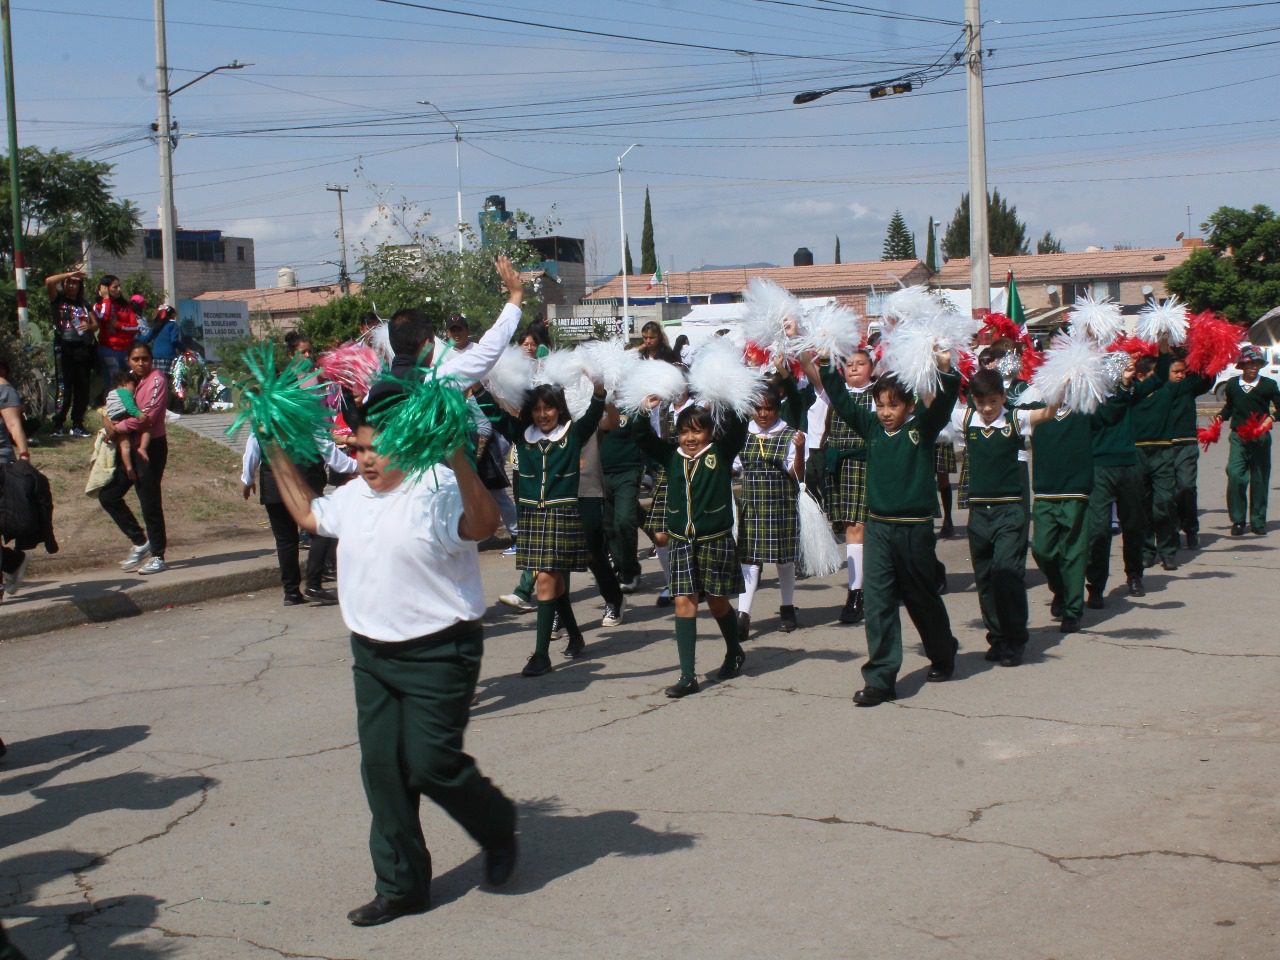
[
  {"left": 968, "top": 500, "right": 1029, "bottom": 651},
  {"left": 351, "top": 626, "right": 515, "bottom": 903},
  {"left": 1086, "top": 463, "right": 1145, "bottom": 591},
  {"left": 1171, "top": 441, "right": 1199, "bottom": 535},
  {"left": 603, "top": 467, "right": 643, "bottom": 582},
  {"left": 1032, "top": 497, "right": 1089, "bottom": 620},
  {"left": 1137, "top": 445, "right": 1178, "bottom": 564},
  {"left": 862, "top": 519, "right": 957, "bottom": 692},
  {"left": 579, "top": 495, "right": 623, "bottom": 608},
  {"left": 1226, "top": 432, "right": 1271, "bottom": 530}
]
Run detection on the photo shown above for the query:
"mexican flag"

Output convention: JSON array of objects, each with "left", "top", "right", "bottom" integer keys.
[
  {"left": 647, "top": 265, "right": 664, "bottom": 289},
  {"left": 1006, "top": 271, "right": 1026, "bottom": 332}
]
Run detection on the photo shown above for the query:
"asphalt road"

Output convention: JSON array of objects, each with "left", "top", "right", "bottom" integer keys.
[{"left": 2, "top": 442, "right": 1278, "bottom": 959}]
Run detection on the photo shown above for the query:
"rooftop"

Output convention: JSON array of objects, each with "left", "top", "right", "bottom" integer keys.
[
  {"left": 934, "top": 247, "right": 1195, "bottom": 285},
  {"left": 193, "top": 282, "right": 360, "bottom": 314},
  {"left": 588, "top": 260, "right": 927, "bottom": 300}
]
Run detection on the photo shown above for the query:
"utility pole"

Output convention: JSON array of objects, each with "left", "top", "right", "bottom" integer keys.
[
  {"left": 326, "top": 184, "right": 350, "bottom": 294},
  {"left": 2, "top": 0, "right": 27, "bottom": 336},
  {"left": 617, "top": 143, "right": 640, "bottom": 336},
  {"left": 965, "top": 0, "right": 990, "bottom": 318},
  {"left": 154, "top": 0, "right": 178, "bottom": 305}
]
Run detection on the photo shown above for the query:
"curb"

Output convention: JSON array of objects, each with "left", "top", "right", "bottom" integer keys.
[{"left": 0, "top": 564, "right": 281, "bottom": 643}]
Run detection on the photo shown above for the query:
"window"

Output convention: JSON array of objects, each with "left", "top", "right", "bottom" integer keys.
[
  {"left": 1061, "top": 280, "right": 1120, "bottom": 303},
  {"left": 142, "top": 229, "right": 226, "bottom": 262},
  {"left": 237, "top": 245, "right": 245, "bottom": 261}
]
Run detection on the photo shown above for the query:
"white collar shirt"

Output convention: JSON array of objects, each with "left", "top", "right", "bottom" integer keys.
[{"left": 431, "top": 302, "right": 522, "bottom": 388}]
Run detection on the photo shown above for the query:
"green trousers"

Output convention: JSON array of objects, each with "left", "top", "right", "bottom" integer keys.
[
  {"left": 1086, "top": 463, "right": 1145, "bottom": 591},
  {"left": 1137, "top": 445, "right": 1178, "bottom": 564},
  {"left": 1171, "top": 441, "right": 1199, "bottom": 535},
  {"left": 579, "top": 495, "right": 623, "bottom": 607},
  {"left": 968, "top": 500, "right": 1029, "bottom": 651},
  {"left": 603, "top": 467, "right": 643, "bottom": 582},
  {"left": 351, "top": 626, "right": 515, "bottom": 903},
  {"left": 1032, "top": 497, "right": 1089, "bottom": 620},
  {"left": 1226, "top": 432, "right": 1271, "bottom": 530},
  {"left": 862, "top": 519, "right": 957, "bottom": 692}
]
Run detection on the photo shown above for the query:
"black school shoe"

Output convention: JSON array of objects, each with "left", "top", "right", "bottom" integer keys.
[
  {"left": 999, "top": 647, "right": 1024, "bottom": 667},
  {"left": 664, "top": 676, "right": 700, "bottom": 698},
  {"left": 303, "top": 586, "right": 338, "bottom": 606},
  {"left": 347, "top": 894, "right": 429, "bottom": 927},
  {"left": 521, "top": 653, "right": 552, "bottom": 677},
  {"left": 1252, "top": 525, "right": 1267, "bottom": 536},
  {"left": 1231, "top": 522, "right": 1247, "bottom": 536},
  {"left": 1050, "top": 595, "right": 1064, "bottom": 618},
  {"left": 717, "top": 648, "right": 746, "bottom": 681},
  {"left": 1126, "top": 577, "right": 1146, "bottom": 598},
  {"left": 484, "top": 835, "right": 518, "bottom": 887},
  {"left": 562, "top": 633, "right": 585, "bottom": 659},
  {"left": 984, "top": 645, "right": 1005, "bottom": 662},
  {"left": 1160, "top": 557, "right": 1178, "bottom": 571},
  {"left": 282, "top": 591, "right": 306, "bottom": 606},
  {"left": 778, "top": 605, "right": 798, "bottom": 632},
  {"left": 853, "top": 685, "right": 896, "bottom": 707},
  {"left": 736, "top": 611, "right": 751, "bottom": 643},
  {"left": 1086, "top": 587, "right": 1105, "bottom": 610},
  {"left": 926, "top": 666, "right": 953, "bottom": 682},
  {"left": 1059, "top": 617, "right": 1081, "bottom": 634},
  {"left": 838, "top": 588, "right": 865, "bottom": 624},
  {"left": 1184, "top": 531, "right": 1199, "bottom": 549}
]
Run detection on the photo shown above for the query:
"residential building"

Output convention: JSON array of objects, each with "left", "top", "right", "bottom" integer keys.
[{"left": 88, "top": 228, "right": 256, "bottom": 298}]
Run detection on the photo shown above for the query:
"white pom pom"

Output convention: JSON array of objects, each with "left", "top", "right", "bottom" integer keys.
[
  {"left": 536, "top": 348, "right": 586, "bottom": 390},
  {"left": 797, "top": 485, "right": 843, "bottom": 577},
  {"left": 741, "top": 277, "right": 802, "bottom": 362},
  {"left": 883, "top": 285, "right": 943, "bottom": 325},
  {"left": 1071, "top": 292, "right": 1124, "bottom": 344},
  {"left": 1136, "top": 296, "right": 1189, "bottom": 347},
  {"left": 1031, "top": 329, "right": 1114, "bottom": 414},
  {"left": 368, "top": 322, "right": 394, "bottom": 367},
  {"left": 615, "top": 359, "right": 686, "bottom": 414},
  {"left": 797, "top": 301, "right": 865, "bottom": 366},
  {"left": 484, "top": 345, "right": 535, "bottom": 412},
  {"left": 879, "top": 307, "right": 978, "bottom": 398},
  {"left": 686, "top": 336, "right": 766, "bottom": 421},
  {"left": 577, "top": 338, "right": 639, "bottom": 395}
]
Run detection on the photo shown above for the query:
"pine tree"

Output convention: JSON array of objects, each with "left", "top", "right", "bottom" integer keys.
[
  {"left": 834, "top": 235, "right": 841, "bottom": 264},
  {"left": 1036, "top": 231, "right": 1064, "bottom": 254},
  {"left": 882, "top": 210, "right": 917, "bottom": 261},
  {"left": 622, "top": 236, "right": 634, "bottom": 276},
  {"left": 640, "top": 188, "right": 657, "bottom": 275},
  {"left": 941, "top": 190, "right": 1030, "bottom": 259},
  {"left": 925, "top": 216, "right": 939, "bottom": 272}
]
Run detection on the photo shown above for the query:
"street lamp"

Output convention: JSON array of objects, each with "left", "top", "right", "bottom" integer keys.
[
  {"left": 154, "top": 0, "right": 247, "bottom": 304},
  {"left": 418, "top": 100, "right": 464, "bottom": 254},
  {"left": 617, "top": 143, "right": 640, "bottom": 336}
]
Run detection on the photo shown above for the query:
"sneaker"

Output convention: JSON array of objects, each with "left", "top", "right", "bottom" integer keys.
[
  {"left": 50, "top": 427, "right": 65, "bottom": 438},
  {"left": 137, "top": 557, "right": 168, "bottom": 575},
  {"left": 120, "top": 542, "right": 151, "bottom": 571},
  {"left": 655, "top": 587, "right": 673, "bottom": 608},
  {"left": 498, "top": 593, "right": 536, "bottom": 613},
  {"left": 502, "top": 544, "right": 518, "bottom": 557},
  {"left": 601, "top": 598, "right": 625, "bottom": 627},
  {"left": 549, "top": 612, "right": 564, "bottom": 640},
  {"left": 619, "top": 577, "right": 639, "bottom": 595},
  {"left": 70, "top": 426, "right": 91, "bottom": 438},
  {"left": 3, "top": 552, "right": 29, "bottom": 595}
]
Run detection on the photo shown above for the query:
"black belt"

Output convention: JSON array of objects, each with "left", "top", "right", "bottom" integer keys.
[{"left": 354, "top": 619, "right": 481, "bottom": 653}]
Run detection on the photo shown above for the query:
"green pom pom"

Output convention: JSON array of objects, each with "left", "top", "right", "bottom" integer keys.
[
  {"left": 366, "top": 366, "right": 474, "bottom": 479},
  {"left": 227, "top": 343, "right": 331, "bottom": 463}
]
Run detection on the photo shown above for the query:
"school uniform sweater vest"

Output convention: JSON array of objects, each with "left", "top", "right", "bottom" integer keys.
[
  {"left": 963, "top": 413, "right": 1027, "bottom": 504},
  {"left": 1219, "top": 376, "right": 1280, "bottom": 431},
  {"left": 1031, "top": 411, "right": 1094, "bottom": 499}
]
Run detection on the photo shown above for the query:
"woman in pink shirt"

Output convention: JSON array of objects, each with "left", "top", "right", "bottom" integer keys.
[{"left": 99, "top": 342, "right": 170, "bottom": 574}]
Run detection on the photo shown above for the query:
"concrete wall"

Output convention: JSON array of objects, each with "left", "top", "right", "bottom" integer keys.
[{"left": 89, "top": 232, "right": 256, "bottom": 300}]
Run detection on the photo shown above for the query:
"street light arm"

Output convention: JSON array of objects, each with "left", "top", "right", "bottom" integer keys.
[
  {"left": 168, "top": 59, "right": 249, "bottom": 97},
  {"left": 418, "top": 99, "right": 461, "bottom": 139}
]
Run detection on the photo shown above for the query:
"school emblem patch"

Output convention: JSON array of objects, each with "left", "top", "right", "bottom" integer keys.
[
  {"left": 907, "top": 428, "right": 920, "bottom": 446},
  {"left": 705, "top": 453, "right": 718, "bottom": 469}
]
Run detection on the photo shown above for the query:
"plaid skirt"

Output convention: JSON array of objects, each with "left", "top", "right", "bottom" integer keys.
[
  {"left": 516, "top": 503, "right": 588, "bottom": 572},
  {"left": 642, "top": 466, "right": 668, "bottom": 536},
  {"left": 828, "top": 457, "right": 868, "bottom": 525},
  {"left": 935, "top": 442, "right": 957, "bottom": 474},
  {"left": 669, "top": 533, "right": 744, "bottom": 598},
  {"left": 739, "top": 487, "right": 799, "bottom": 565}
]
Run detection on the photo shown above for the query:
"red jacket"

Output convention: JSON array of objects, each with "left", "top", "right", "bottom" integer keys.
[{"left": 94, "top": 298, "right": 139, "bottom": 352}]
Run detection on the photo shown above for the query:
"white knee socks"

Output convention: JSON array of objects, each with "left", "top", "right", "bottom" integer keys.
[
  {"left": 846, "top": 544, "right": 863, "bottom": 590},
  {"left": 778, "top": 562, "right": 796, "bottom": 606},
  {"left": 738, "top": 563, "right": 760, "bottom": 616}
]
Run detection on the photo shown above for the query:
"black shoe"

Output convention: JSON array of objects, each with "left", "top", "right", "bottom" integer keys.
[
  {"left": 778, "top": 605, "right": 797, "bottom": 633},
  {"left": 1059, "top": 617, "right": 1080, "bottom": 634},
  {"left": 853, "top": 685, "right": 896, "bottom": 707},
  {"left": 984, "top": 645, "right": 1005, "bottom": 662},
  {"left": 838, "top": 588, "right": 864, "bottom": 624},
  {"left": 484, "top": 835, "right": 518, "bottom": 887},
  {"left": 1252, "top": 526, "right": 1267, "bottom": 536},
  {"left": 521, "top": 653, "right": 552, "bottom": 677},
  {"left": 1160, "top": 557, "right": 1178, "bottom": 572},
  {"left": 656, "top": 590, "right": 673, "bottom": 608},
  {"left": 717, "top": 648, "right": 746, "bottom": 681},
  {"left": 936, "top": 565, "right": 948, "bottom": 595},
  {"left": 999, "top": 648, "right": 1023, "bottom": 667},
  {"left": 303, "top": 586, "right": 338, "bottom": 606},
  {"left": 1050, "top": 595, "right": 1064, "bottom": 618},
  {"left": 736, "top": 611, "right": 751, "bottom": 644},
  {"left": 1086, "top": 588, "right": 1105, "bottom": 610},
  {"left": 938, "top": 519, "right": 954, "bottom": 539},
  {"left": 664, "top": 676, "right": 700, "bottom": 698},
  {"left": 1231, "top": 522, "right": 1246, "bottom": 536},
  {"left": 282, "top": 591, "right": 306, "bottom": 606},
  {"left": 1142, "top": 555, "right": 1157, "bottom": 569},
  {"left": 347, "top": 894, "right": 429, "bottom": 926},
  {"left": 1184, "top": 531, "right": 1199, "bottom": 549},
  {"left": 562, "top": 633, "right": 585, "bottom": 659},
  {"left": 1126, "top": 577, "right": 1145, "bottom": 598},
  {"left": 299, "top": 531, "right": 312, "bottom": 549},
  {"left": 926, "top": 666, "right": 953, "bottom": 682}
]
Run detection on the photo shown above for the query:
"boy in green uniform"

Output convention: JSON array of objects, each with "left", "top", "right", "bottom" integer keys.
[
  {"left": 599, "top": 407, "right": 646, "bottom": 591},
  {"left": 802, "top": 351, "right": 961, "bottom": 707},
  {"left": 1159, "top": 353, "right": 1214, "bottom": 547},
  {"left": 1130, "top": 355, "right": 1180, "bottom": 571},
  {"left": 1215, "top": 345, "right": 1280, "bottom": 535}
]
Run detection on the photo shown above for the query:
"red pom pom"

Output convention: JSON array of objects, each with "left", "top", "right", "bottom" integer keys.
[
  {"left": 1020, "top": 346, "right": 1045, "bottom": 382},
  {"left": 1197, "top": 418, "right": 1223, "bottom": 451},
  {"left": 980, "top": 312, "right": 1022, "bottom": 344},
  {"left": 1185, "top": 310, "right": 1244, "bottom": 378},
  {"left": 1235, "top": 412, "right": 1274, "bottom": 443},
  {"left": 957, "top": 350, "right": 978, "bottom": 383},
  {"left": 743, "top": 341, "right": 770, "bottom": 368},
  {"left": 1109, "top": 335, "right": 1157, "bottom": 358}
]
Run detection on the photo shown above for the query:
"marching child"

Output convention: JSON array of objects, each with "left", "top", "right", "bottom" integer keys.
[
  {"left": 802, "top": 351, "right": 961, "bottom": 706},
  {"left": 1159, "top": 351, "right": 1214, "bottom": 547},
  {"left": 1214, "top": 344, "right": 1280, "bottom": 535},
  {"left": 823, "top": 349, "right": 876, "bottom": 625},
  {"left": 104, "top": 370, "right": 150, "bottom": 481},
  {"left": 735, "top": 382, "right": 806, "bottom": 642},
  {"left": 513, "top": 381, "right": 606, "bottom": 676},
  {"left": 633, "top": 401, "right": 750, "bottom": 698},
  {"left": 644, "top": 388, "right": 696, "bottom": 607}
]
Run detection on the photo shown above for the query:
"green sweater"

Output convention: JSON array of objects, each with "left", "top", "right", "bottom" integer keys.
[
  {"left": 822, "top": 367, "right": 960, "bottom": 523},
  {"left": 1217, "top": 375, "right": 1280, "bottom": 434},
  {"left": 513, "top": 394, "right": 605, "bottom": 508},
  {"left": 1130, "top": 379, "right": 1173, "bottom": 446},
  {"left": 1091, "top": 376, "right": 1160, "bottom": 467},
  {"left": 1031, "top": 395, "right": 1129, "bottom": 498},
  {"left": 1153, "top": 354, "right": 1214, "bottom": 444},
  {"left": 599, "top": 412, "right": 646, "bottom": 473},
  {"left": 632, "top": 412, "right": 749, "bottom": 541}
]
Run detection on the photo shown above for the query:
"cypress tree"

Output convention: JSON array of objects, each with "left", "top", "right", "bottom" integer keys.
[
  {"left": 640, "top": 188, "right": 657, "bottom": 275},
  {"left": 834, "top": 235, "right": 842, "bottom": 264}
]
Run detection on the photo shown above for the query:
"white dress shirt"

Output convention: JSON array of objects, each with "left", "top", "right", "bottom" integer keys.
[
  {"left": 432, "top": 302, "right": 522, "bottom": 388},
  {"left": 950, "top": 407, "right": 1034, "bottom": 462},
  {"left": 240, "top": 434, "right": 358, "bottom": 487}
]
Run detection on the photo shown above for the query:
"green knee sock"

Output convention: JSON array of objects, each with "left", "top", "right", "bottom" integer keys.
[
  {"left": 674, "top": 616, "right": 697, "bottom": 679},
  {"left": 535, "top": 600, "right": 556, "bottom": 657},
  {"left": 715, "top": 609, "right": 742, "bottom": 654}
]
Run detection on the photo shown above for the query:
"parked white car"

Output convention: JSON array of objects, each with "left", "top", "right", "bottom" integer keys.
[{"left": 1213, "top": 343, "right": 1280, "bottom": 398}]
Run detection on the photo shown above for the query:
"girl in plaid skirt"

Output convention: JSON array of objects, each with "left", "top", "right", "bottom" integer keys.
[
  {"left": 823, "top": 349, "right": 875, "bottom": 624},
  {"left": 633, "top": 401, "right": 750, "bottom": 698},
  {"left": 512, "top": 382, "right": 606, "bottom": 677},
  {"left": 735, "top": 383, "right": 805, "bottom": 642},
  {"left": 642, "top": 390, "right": 695, "bottom": 607}
]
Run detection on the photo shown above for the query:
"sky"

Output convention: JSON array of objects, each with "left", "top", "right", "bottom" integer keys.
[{"left": 6, "top": 0, "right": 1280, "bottom": 292}]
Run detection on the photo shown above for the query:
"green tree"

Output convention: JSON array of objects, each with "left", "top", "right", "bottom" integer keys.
[
  {"left": 834, "top": 235, "right": 841, "bottom": 264},
  {"left": 623, "top": 236, "right": 634, "bottom": 276},
  {"left": 1165, "top": 204, "right": 1280, "bottom": 326},
  {"left": 640, "top": 187, "right": 658, "bottom": 275},
  {"left": 925, "top": 217, "right": 939, "bottom": 272},
  {"left": 298, "top": 292, "right": 377, "bottom": 350},
  {"left": 1036, "top": 231, "right": 1064, "bottom": 255},
  {"left": 882, "top": 210, "right": 917, "bottom": 261},
  {"left": 941, "top": 190, "right": 1030, "bottom": 259}
]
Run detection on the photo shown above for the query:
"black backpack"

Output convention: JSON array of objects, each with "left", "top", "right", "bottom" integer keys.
[{"left": 0, "top": 459, "right": 59, "bottom": 553}]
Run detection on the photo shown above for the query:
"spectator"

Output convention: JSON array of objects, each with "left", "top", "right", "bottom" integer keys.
[
  {"left": 672, "top": 333, "right": 691, "bottom": 365},
  {"left": 520, "top": 321, "right": 552, "bottom": 359},
  {"left": 447, "top": 314, "right": 471, "bottom": 352},
  {"left": 92, "top": 275, "right": 139, "bottom": 382},
  {"left": 138, "top": 303, "right": 181, "bottom": 377},
  {"left": 46, "top": 269, "right": 97, "bottom": 438},
  {"left": 639, "top": 321, "right": 677, "bottom": 362},
  {"left": 98, "top": 343, "right": 170, "bottom": 574},
  {"left": 0, "top": 359, "right": 32, "bottom": 593}
]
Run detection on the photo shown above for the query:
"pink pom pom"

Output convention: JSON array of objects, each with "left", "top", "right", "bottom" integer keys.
[
  {"left": 1185, "top": 310, "right": 1245, "bottom": 378},
  {"left": 1197, "top": 418, "right": 1222, "bottom": 451},
  {"left": 1235, "top": 412, "right": 1273, "bottom": 443},
  {"left": 318, "top": 343, "right": 381, "bottom": 397}
]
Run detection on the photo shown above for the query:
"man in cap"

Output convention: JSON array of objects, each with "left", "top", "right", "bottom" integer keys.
[{"left": 1214, "top": 344, "right": 1280, "bottom": 535}]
